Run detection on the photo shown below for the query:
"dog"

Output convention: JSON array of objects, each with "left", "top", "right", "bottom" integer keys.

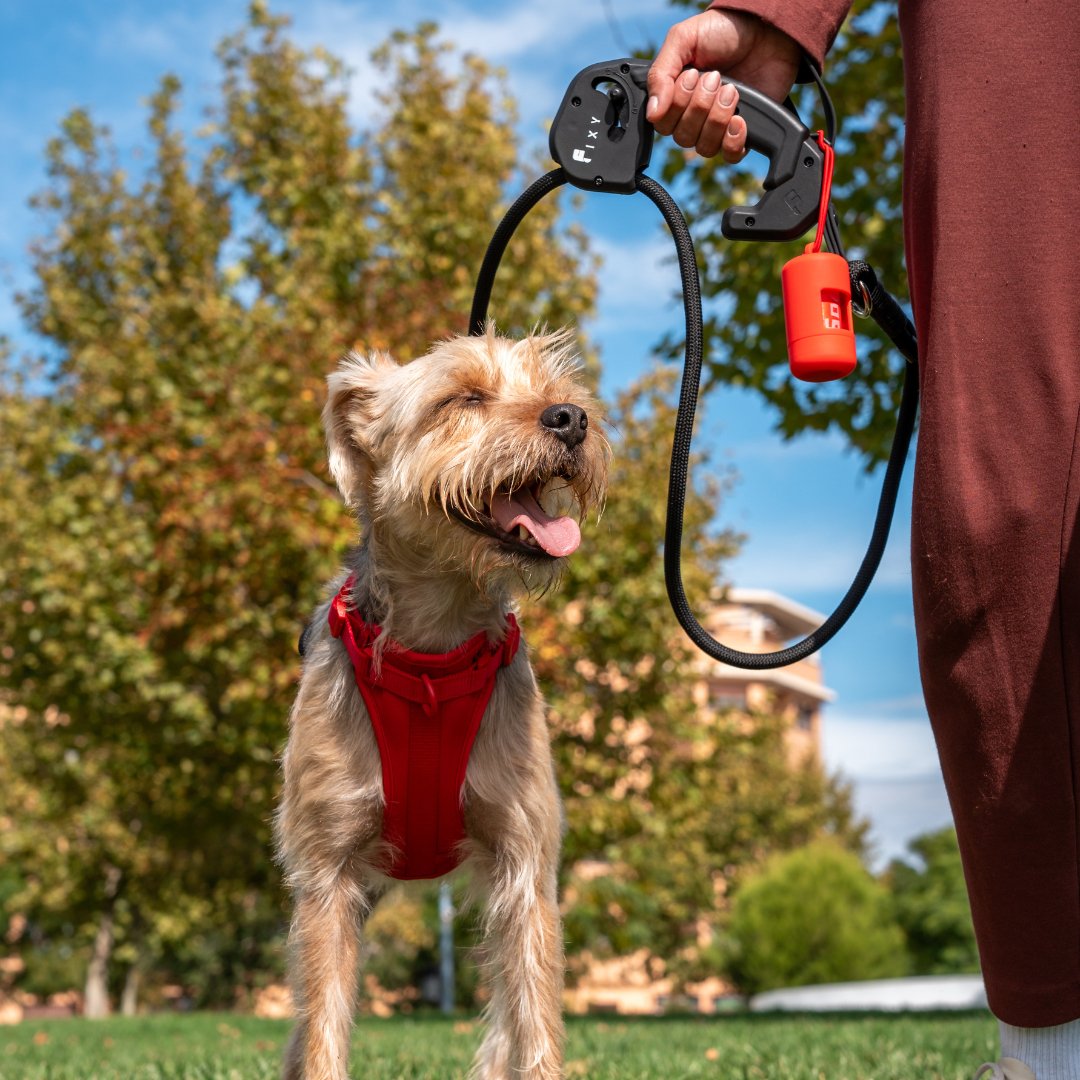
[{"left": 275, "top": 329, "right": 608, "bottom": 1080}]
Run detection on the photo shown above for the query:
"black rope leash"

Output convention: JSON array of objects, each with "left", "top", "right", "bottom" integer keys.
[
  {"left": 470, "top": 59, "right": 919, "bottom": 670},
  {"left": 469, "top": 170, "right": 569, "bottom": 336}
]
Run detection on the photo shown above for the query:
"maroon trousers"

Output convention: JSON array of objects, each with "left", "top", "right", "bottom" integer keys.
[
  {"left": 902, "top": 0, "right": 1080, "bottom": 1026},
  {"left": 720, "top": 0, "right": 1080, "bottom": 1025}
]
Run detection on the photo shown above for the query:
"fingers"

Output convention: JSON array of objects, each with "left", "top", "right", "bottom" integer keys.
[
  {"left": 646, "top": 18, "right": 749, "bottom": 161},
  {"left": 652, "top": 66, "right": 701, "bottom": 138},
  {"left": 721, "top": 114, "right": 748, "bottom": 163},
  {"left": 673, "top": 72, "right": 741, "bottom": 159}
]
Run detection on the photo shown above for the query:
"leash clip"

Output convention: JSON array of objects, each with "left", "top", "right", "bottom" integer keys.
[{"left": 549, "top": 59, "right": 654, "bottom": 194}]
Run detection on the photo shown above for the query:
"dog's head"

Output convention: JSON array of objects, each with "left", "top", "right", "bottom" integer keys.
[{"left": 324, "top": 329, "right": 608, "bottom": 590}]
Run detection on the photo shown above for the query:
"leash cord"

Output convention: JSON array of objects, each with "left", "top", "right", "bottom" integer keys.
[
  {"left": 469, "top": 167, "right": 919, "bottom": 670},
  {"left": 639, "top": 175, "right": 919, "bottom": 669},
  {"left": 469, "top": 169, "right": 570, "bottom": 336}
]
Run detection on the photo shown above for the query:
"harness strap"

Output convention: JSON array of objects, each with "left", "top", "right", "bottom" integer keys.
[{"left": 329, "top": 577, "right": 520, "bottom": 879}]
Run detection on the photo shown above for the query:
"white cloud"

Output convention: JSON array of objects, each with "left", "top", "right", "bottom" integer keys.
[
  {"left": 821, "top": 707, "right": 950, "bottom": 869},
  {"left": 592, "top": 233, "right": 677, "bottom": 327},
  {"left": 91, "top": 7, "right": 237, "bottom": 81},
  {"left": 439, "top": 0, "right": 660, "bottom": 61},
  {"left": 289, "top": 2, "right": 395, "bottom": 127},
  {"left": 296, "top": 0, "right": 669, "bottom": 134},
  {"left": 854, "top": 773, "right": 953, "bottom": 871},
  {"left": 823, "top": 711, "right": 937, "bottom": 781},
  {"left": 97, "top": 15, "right": 199, "bottom": 61}
]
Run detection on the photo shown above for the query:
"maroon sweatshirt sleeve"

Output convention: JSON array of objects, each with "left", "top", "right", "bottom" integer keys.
[{"left": 708, "top": 0, "right": 853, "bottom": 69}]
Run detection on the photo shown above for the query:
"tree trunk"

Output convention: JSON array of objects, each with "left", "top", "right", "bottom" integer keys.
[
  {"left": 83, "top": 908, "right": 114, "bottom": 1019},
  {"left": 83, "top": 865, "right": 122, "bottom": 1020},
  {"left": 120, "top": 962, "right": 141, "bottom": 1017}
]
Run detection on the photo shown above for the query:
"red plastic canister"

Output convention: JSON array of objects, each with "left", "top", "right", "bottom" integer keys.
[{"left": 780, "top": 250, "right": 857, "bottom": 382}]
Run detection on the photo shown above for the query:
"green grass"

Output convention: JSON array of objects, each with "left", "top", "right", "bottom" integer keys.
[{"left": 0, "top": 1010, "right": 998, "bottom": 1079}]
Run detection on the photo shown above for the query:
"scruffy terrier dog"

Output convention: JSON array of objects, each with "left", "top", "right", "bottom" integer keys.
[{"left": 276, "top": 329, "right": 607, "bottom": 1080}]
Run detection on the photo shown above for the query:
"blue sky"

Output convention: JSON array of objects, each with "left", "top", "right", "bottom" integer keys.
[{"left": 0, "top": 0, "right": 949, "bottom": 867}]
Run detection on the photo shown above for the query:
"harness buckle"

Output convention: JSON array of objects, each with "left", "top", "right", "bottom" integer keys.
[{"left": 420, "top": 674, "right": 438, "bottom": 718}]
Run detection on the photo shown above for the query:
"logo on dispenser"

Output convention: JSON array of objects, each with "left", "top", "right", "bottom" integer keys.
[{"left": 822, "top": 300, "right": 844, "bottom": 330}]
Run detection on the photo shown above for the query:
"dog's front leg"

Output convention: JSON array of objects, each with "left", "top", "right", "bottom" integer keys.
[
  {"left": 472, "top": 804, "right": 565, "bottom": 1080},
  {"left": 283, "top": 877, "right": 375, "bottom": 1080}
]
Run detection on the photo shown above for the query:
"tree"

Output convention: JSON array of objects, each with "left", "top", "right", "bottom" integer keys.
[
  {"left": 2, "top": 0, "right": 874, "bottom": 1010},
  {"left": 662, "top": 1, "right": 907, "bottom": 466},
  {"left": 529, "top": 372, "right": 866, "bottom": 984},
  {"left": 0, "top": 4, "right": 593, "bottom": 1010},
  {"left": 727, "top": 840, "right": 908, "bottom": 995},
  {"left": 885, "top": 826, "right": 979, "bottom": 976}
]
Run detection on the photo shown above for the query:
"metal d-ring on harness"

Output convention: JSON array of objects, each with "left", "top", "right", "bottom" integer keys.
[{"left": 469, "top": 58, "right": 920, "bottom": 670}]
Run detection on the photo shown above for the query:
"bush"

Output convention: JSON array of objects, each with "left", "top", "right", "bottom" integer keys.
[
  {"left": 886, "top": 826, "right": 979, "bottom": 975},
  {"left": 728, "top": 840, "right": 908, "bottom": 995}
]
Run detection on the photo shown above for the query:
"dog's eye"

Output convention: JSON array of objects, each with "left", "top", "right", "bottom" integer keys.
[{"left": 462, "top": 394, "right": 485, "bottom": 407}]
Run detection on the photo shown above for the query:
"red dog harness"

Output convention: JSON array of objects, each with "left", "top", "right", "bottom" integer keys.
[{"left": 328, "top": 576, "right": 520, "bottom": 880}]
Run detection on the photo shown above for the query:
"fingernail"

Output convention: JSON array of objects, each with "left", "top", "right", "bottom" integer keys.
[
  {"left": 702, "top": 70, "right": 720, "bottom": 92},
  {"left": 719, "top": 83, "right": 736, "bottom": 107},
  {"left": 647, "top": 95, "right": 658, "bottom": 119},
  {"left": 681, "top": 69, "right": 699, "bottom": 90},
  {"left": 728, "top": 120, "right": 741, "bottom": 137}
]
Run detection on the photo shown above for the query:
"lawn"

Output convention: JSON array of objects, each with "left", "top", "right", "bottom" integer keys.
[{"left": 0, "top": 1010, "right": 998, "bottom": 1079}]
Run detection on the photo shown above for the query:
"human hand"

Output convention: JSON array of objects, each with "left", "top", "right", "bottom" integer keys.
[{"left": 647, "top": 8, "right": 802, "bottom": 161}]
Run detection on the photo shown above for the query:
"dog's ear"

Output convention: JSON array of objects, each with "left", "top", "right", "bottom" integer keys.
[{"left": 323, "top": 351, "right": 397, "bottom": 508}]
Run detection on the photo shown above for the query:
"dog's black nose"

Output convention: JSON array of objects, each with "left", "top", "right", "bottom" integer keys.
[{"left": 540, "top": 403, "right": 588, "bottom": 449}]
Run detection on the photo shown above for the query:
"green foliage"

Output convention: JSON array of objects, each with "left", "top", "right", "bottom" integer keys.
[
  {"left": 2, "top": 0, "right": 874, "bottom": 1007},
  {"left": 531, "top": 374, "right": 866, "bottom": 981},
  {"left": 663, "top": 1, "right": 907, "bottom": 466},
  {"left": 886, "top": 827, "right": 979, "bottom": 976},
  {"left": 0, "top": 1011, "right": 1000, "bottom": 1080},
  {"left": 728, "top": 840, "right": 908, "bottom": 995},
  {"left": 0, "top": 5, "right": 592, "bottom": 1005}
]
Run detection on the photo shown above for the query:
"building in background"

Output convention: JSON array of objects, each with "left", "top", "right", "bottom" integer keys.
[{"left": 697, "top": 588, "right": 834, "bottom": 764}]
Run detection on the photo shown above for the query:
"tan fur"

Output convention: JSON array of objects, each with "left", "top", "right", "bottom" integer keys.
[{"left": 276, "top": 329, "right": 608, "bottom": 1080}]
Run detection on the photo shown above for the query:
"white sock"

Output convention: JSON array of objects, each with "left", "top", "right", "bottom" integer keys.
[{"left": 1000, "top": 1019, "right": 1080, "bottom": 1080}]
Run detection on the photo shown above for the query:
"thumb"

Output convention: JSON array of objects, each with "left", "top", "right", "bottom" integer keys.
[{"left": 647, "top": 21, "right": 696, "bottom": 121}]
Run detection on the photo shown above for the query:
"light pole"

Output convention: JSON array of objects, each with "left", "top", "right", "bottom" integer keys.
[{"left": 438, "top": 880, "right": 455, "bottom": 1015}]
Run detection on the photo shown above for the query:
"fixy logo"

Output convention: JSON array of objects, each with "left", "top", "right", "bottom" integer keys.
[{"left": 573, "top": 116, "right": 602, "bottom": 165}]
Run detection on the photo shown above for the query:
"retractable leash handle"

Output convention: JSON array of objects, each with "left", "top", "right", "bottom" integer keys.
[
  {"left": 545, "top": 56, "right": 824, "bottom": 233},
  {"left": 720, "top": 82, "right": 826, "bottom": 242},
  {"left": 469, "top": 58, "right": 919, "bottom": 671},
  {"left": 471, "top": 61, "right": 826, "bottom": 324}
]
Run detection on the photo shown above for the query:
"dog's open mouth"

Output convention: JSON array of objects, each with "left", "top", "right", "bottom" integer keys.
[{"left": 449, "top": 477, "right": 582, "bottom": 559}]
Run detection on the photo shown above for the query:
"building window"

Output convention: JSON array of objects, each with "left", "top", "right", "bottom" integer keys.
[
  {"left": 711, "top": 691, "right": 747, "bottom": 711},
  {"left": 796, "top": 704, "right": 815, "bottom": 731}
]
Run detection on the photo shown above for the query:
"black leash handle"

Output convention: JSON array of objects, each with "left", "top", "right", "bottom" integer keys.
[{"left": 469, "top": 58, "right": 920, "bottom": 670}]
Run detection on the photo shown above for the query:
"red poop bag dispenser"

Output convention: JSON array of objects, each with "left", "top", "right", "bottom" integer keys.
[{"left": 781, "top": 249, "right": 857, "bottom": 382}]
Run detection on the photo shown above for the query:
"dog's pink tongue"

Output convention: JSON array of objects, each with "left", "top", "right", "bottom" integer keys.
[{"left": 491, "top": 488, "right": 581, "bottom": 557}]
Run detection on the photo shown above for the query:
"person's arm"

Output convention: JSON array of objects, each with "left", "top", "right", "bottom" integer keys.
[
  {"left": 712, "top": 1, "right": 852, "bottom": 71},
  {"left": 647, "top": 1, "right": 852, "bottom": 161}
]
